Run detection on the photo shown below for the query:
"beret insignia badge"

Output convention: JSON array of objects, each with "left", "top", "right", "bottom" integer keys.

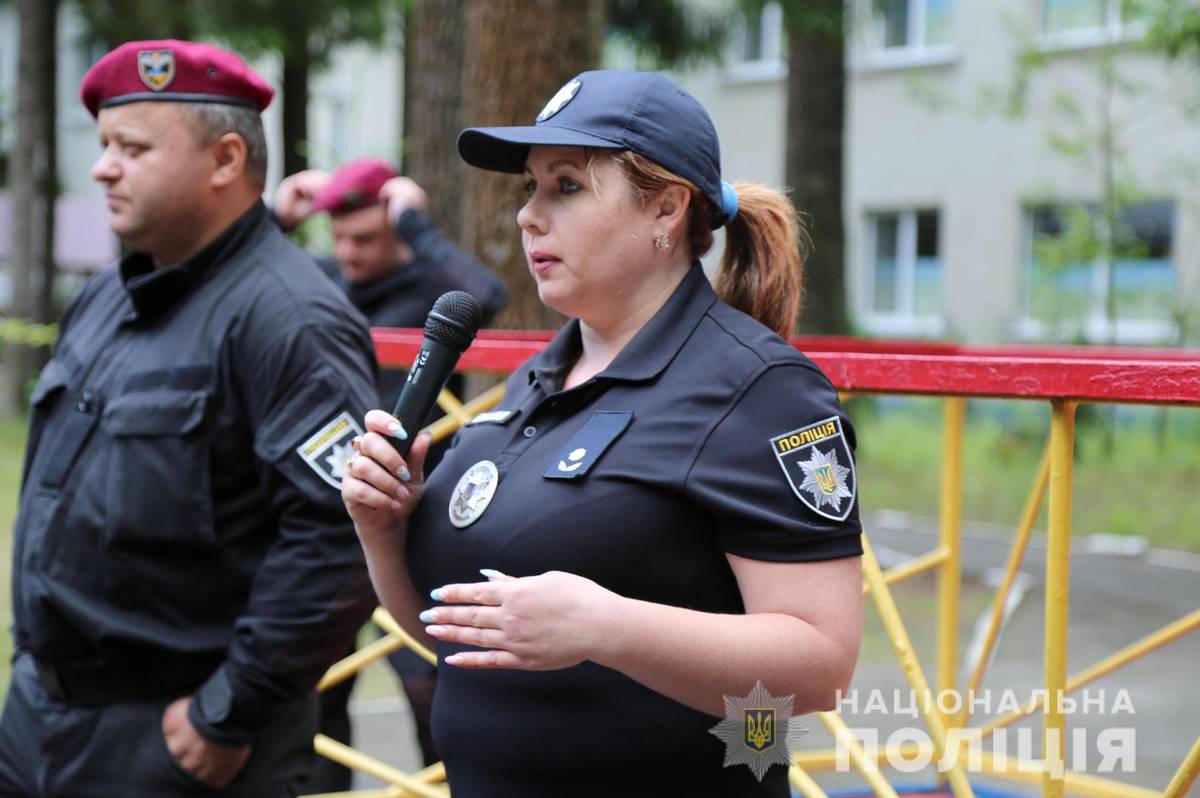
[{"left": 137, "top": 49, "right": 176, "bottom": 91}]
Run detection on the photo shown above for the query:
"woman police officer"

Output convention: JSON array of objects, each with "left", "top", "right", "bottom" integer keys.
[{"left": 342, "top": 70, "right": 864, "bottom": 796}]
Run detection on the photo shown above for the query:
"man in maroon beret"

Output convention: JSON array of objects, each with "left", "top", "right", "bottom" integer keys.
[
  {"left": 274, "top": 158, "right": 507, "bottom": 791},
  {"left": 274, "top": 158, "right": 508, "bottom": 408},
  {"left": 0, "top": 40, "right": 378, "bottom": 796}
]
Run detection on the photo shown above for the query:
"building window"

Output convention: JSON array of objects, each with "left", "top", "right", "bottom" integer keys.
[
  {"left": 727, "top": 2, "right": 786, "bottom": 82},
  {"left": 868, "top": 210, "right": 942, "bottom": 329},
  {"left": 1025, "top": 201, "right": 1175, "bottom": 331},
  {"left": 739, "top": 2, "right": 784, "bottom": 63},
  {"left": 1041, "top": 0, "right": 1122, "bottom": 34},
  {"left": 873, "top": 0, "right": 951, "bottom": 51},
  {"left": 1038, "top": 0, "right": 1145, "bottom": 47}
]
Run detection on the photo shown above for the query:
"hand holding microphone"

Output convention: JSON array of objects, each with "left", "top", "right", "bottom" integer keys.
[
  {"left": 342, "top": 291, "right": 482, "bottom": 536},
  {"left": 389, "top": 290, "right": 482, "bottom": 456}
]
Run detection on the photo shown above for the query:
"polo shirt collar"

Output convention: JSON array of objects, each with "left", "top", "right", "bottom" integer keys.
[
  {"left": 529, "top": 262, "right": 716, "bottom": 391},
  {"left": 120, "top": 200, "right": 268, "bottom": 321}
]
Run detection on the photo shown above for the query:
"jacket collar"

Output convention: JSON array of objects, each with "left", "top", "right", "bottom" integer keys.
[{"left": 120, "top": 201, "right": 267, "bottom": 321}]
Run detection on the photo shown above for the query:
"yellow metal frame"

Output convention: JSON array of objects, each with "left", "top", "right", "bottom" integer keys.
[{"left": 307, "top": 384, "right": 1199, "bottom": 798}]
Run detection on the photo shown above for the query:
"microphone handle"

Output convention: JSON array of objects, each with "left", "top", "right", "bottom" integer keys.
[{"left": 390, "top": 336, "right": 461, "bottom": 457}]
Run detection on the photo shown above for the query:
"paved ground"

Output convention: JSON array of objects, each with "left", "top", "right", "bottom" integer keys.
[{"left": 330, "top": 510, "right": 1200, "bottom": 795}]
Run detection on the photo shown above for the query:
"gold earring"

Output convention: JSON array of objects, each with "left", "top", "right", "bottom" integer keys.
[{"left": 654, "top": 232, "right": 670, "bottom": 251}]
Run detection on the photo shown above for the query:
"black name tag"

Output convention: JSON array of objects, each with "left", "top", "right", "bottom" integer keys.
[{"left": 542, "top": 411, "right": 633, "bottom": 480}]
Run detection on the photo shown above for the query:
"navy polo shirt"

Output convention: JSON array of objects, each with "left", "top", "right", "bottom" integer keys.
[{"left": 408, "top": 264, "right": 862, "bottom": 797}]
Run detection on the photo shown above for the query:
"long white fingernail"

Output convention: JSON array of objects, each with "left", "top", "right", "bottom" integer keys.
[
  {"left": 387, "top": 421, "right": 408, "bottom": 440},
  {"left": 479, "top": 568, "right": 505, "bottom": 579}
]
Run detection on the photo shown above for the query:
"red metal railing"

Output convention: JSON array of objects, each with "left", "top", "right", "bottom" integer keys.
[{"left": 372, "top": 329, "right": 1200, "bottom": 405}]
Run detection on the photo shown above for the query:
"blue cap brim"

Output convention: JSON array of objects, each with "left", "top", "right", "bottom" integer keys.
[{"left": 457, "top": 125, "right": 624, "bottom": 174}]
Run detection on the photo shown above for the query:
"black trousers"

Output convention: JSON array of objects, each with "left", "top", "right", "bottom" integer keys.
[{"left": 0, "top": 653, "right": 318, "bottom": 798}]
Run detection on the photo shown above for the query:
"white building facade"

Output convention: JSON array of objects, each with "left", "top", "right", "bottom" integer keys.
[{"left": 672, "top": 0, "right": 1200, "bottom": 344}]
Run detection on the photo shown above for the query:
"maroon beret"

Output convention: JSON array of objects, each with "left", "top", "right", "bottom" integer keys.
[
  {"left": 80, "top": 39, "right": 274, "bottom": 118},
  {"left": 310, "top": 158, "right": 399, "bottom": 214}
]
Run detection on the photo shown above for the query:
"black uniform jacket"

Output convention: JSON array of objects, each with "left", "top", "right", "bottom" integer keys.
[
  {"left": 315, "top": 209, "right": 508, "bottom": 406},
  {"left": 12, "top": 202, "right": 379, "bottom": 744}
]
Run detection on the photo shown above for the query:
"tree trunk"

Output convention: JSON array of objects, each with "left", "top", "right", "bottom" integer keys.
[
  {"left": 461, "top": 0, "right": 604, "bottom": 330},
  {"left": 785, "top": 3, "right": 850, "bottom": 335},
  {"left": 8, "top": 0, "right": 59, "bottom": 411},
  {"left": 281, "top": 27, "right": 312, "bottom": 178},
  {"left": 404, "top": 0, "right": 468, "bottom": 243},
  {"left": 39, "top": 60, "right": 58, "bottom": 332}
]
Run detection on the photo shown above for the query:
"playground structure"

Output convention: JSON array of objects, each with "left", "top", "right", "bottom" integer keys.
[{"left": 303, "top": 329, "right": 1200, "bottom": 798}]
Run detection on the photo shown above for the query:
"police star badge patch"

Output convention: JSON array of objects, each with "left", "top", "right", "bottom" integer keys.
[
  {"left": 771, "top": 416, "right": 856, "bottom": 521},
  {"left": 296, "top": 411, "right": 364, "bottom": 489},
  {"left": 449, "top": 460, "right": 499, "bottom": 529},
  {"left": 137, "top": 49, "right": 176, "bottom": 91}
]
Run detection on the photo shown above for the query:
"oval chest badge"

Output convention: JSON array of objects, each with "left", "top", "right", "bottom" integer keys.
[{"left": 448, "top": 459, "right": 499, "bottom": 529}]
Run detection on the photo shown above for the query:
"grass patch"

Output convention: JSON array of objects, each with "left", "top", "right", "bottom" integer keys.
[
  {"left": 0, "top": 414, "right": 26, "bottom": 697},
  {"left": 853, "top": 397, "right": 1200, "bottom": 552}
]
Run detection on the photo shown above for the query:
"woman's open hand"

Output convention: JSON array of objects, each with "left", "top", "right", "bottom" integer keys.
[{"left": 421, "top": 570, "right": 622, "bottom": 671}]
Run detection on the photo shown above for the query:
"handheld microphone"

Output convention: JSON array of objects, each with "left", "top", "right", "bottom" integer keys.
[{"left": 390, "top": 291, "right": 482, "bottom": 457}]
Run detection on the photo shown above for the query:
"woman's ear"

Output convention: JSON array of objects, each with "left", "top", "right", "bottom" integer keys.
[{"left": 653, "top": 183, "right": 692, "bottom": 236}]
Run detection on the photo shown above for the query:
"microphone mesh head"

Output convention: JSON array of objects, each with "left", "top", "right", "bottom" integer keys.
[{"left": 425, "top": 291, "right": 483, "bottom": 351}]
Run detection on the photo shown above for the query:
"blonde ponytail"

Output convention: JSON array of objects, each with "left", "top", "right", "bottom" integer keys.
[{"left": 714, "top": 182, "right": 808, "bottom": 338}]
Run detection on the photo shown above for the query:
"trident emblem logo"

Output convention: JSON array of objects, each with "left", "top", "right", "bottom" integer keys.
[
  {"left": 813, "top": 463, "right": 838, "bottom": 495},
  {"left": 744, "top": 708, "right": 775, "bottom": 751}
]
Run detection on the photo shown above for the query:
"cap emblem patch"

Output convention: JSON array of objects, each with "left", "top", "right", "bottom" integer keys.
[
  {"left": 536, "top": 78, "right": 581, "bottom": 122},
  {"left": 137, "top": 49, "right": 176, "bottom": 92}
]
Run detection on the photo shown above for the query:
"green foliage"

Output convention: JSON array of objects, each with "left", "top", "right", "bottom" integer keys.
[
  {"left": 72, "top": 0, "right": 402, "bottom": 68},
  {"left": 0, "top": 318, "right": 58, "bottom": 349},
  {"left": 199, "top": 0, "right": 402, "bottom": 69},
  {"left": 1033, "top": 204, "right": 1100, "bottom": 271},
  {"left": 774, "top": 0, "right": 843, "bottom": 37},
  {"left": 0, "top": 414, "right": 29, "bottom": 697},
  {"left": 289, "top": 211, "right": 332, "bottom": 254},
  {"left": 978, "top": 10, "right": 1052, "bottom": 119},
  {"left": 606, "top": 0, "right": 730, "bottom": 68},
  {"left": 73, "top": 0, "right": 198, "bottom": 46},
  {"left": 1133, "top": 0, "right": 1200, "bottom": 63},
  {"left": 903, "top": 73, "right": 957, "bottom": 112}
]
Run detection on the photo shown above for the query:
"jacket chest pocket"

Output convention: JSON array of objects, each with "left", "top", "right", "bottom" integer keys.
[
  {"left": 30, "top": 357, "right": 101, "bottom": 490},
  {"left": 100, "top": 389, "right": 215, "bottom": 549}
]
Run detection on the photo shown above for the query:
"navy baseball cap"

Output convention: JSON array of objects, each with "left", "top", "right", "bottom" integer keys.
[{"left": 457, "top": 70, "right": 737, "bottom": 228}]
